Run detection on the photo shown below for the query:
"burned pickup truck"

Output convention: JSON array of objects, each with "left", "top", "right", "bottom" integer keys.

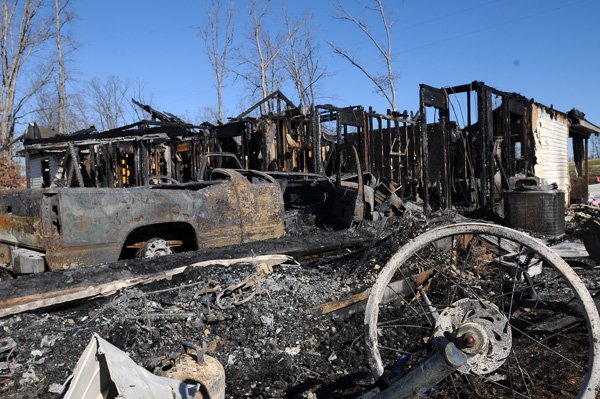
[{"left": 0, "top": 169, "right": 285, "bottom": 272}]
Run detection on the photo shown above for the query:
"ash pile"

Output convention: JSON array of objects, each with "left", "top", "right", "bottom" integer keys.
[
  {"left": 1, "top": 207, "right": 600, "bottom": 399},
  {"left": 0, "top": 212, "right": 430, "bottom": 398}
]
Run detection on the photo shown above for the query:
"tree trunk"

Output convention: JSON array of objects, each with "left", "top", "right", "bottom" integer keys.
[
  {"left": 0, "top": 0, "right": 51, "bottom": 146},
  {"left": 55, "top": 0, "right": 67, "bottom": 133},
  {"left": 200, "top": 0, "right": 234, "bottom": 124}
]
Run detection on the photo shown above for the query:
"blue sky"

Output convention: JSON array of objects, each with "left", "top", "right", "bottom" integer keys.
[{"left": 70, "top": 0, "right": 600, "bottom": 125}]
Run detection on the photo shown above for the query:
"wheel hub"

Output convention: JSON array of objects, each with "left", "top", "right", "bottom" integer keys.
[
  {"left": 431, "top": 298, "right": 511, "bottom": 375},
  {"left": 136, "top": 238, "right": 173, "bottom": 258}
]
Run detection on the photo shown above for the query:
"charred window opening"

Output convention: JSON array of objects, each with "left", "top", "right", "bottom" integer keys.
[
  {"left": 41, "top": 159, "right": 50, "bottom": 187},
  {"left": 514, "top": 141, "right": 522, "bottom": 160},
  {"left": 118, "top": 150, "right": 134, "bottom": 187},
  {"left": 568, "top": 129, "right": 590, "bottom": 204},
  {"left": 573, "top": 137, "right": 585, "bottom": 177}
]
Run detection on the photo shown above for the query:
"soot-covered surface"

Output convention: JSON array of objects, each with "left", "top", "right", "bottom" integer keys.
[{"left": 1, "top": 211, "right": 598, "bottom": 398}]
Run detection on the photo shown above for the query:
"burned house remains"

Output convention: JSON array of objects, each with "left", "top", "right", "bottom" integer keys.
[{"left": 1, "top": 82, "right": 600, "bottom": 399}]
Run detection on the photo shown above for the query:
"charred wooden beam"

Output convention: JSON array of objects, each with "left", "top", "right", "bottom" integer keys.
[
  {"left": 306, "top": 270, "right": 433, "bottom": 320},
  {"left": 68, "top": 143, "right": 85, "bottom": 187},
  {"left": 236, "top": 90, "right": 296, "bottom": 119},
  {"left": 501, "top": 98, "right": 512, "bottom": 178},
  {"left": 419, "top": 96, "right": 429, "bottom": 213},
  {"left": 421, "top": 84, "right": 447, "bottom": 109},
  {"left": 383, "top": 118, "right": 391, "bottom": 181},
  {"left": 374, "top": 117, "right": 382, "bottom": 177}
]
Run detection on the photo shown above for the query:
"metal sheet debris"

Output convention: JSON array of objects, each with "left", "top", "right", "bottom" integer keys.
[{"left": 64, "top": 334, "right": 224, "bottom": 399}]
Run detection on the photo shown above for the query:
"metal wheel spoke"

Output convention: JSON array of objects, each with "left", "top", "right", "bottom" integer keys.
[
  {"left": 510, "top": 324, "right": 584, "bottom": 369},
  {"left": 364, "top": 223, "right": 600, "bottom": 399}
]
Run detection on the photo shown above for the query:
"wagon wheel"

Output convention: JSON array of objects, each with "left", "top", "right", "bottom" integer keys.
[{"left": 364, "top": 222, "right": 600, "bottom": 398}]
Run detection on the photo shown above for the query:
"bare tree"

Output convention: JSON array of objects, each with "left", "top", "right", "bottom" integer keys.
[
  {"left": 591, "top": 135, "right": 600, "bottom": 160},
  {"left": 236, "top": 0, "right": 292, "bottom": 113},
  {"left": 85, "top": 76, "right": 155, "bottom": 131},
  {"left": 0, "top": 0, "right": 54, "bottom": 148},
  {"left": 32, "top": 86, "right": 58, "bottom": 129},
  {"left": 329, "top": 0, "right": 397, "bottom": 111},
  {"left": 196, "top": 105, "right": 220, "bottom": 125},
  {"left": 303, "top": 36, "right": 322, "bottom": 106},
  {"left": 250, "top": 0, "right": 270, "bottom": 107},
  {"left": 283, "top": 12, "right": 325, "bottom": 106},
  {"left": 33, "top": 84, "right": 92, "bottom": 133},
  {"left": 68, "top": 88, "right": 93, "bottom": 130},
  {"left": 87, "top": 76, "right": 131, "bottom": 131},
  {"left": 32, "top": 0, "right": 74, "bottom": 133},
  {"left": 54, "top": 0, "right": 73, "bottom": 133},
  {"left": 200, "top": 0, "right": 234, "bottom": 123},
  {"left": 128, "top": 78, "right": 153, "bottom": 121}
]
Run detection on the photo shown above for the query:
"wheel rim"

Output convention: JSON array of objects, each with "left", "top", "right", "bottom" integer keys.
[
  {"left": 136, "top": 238, "right": 174, "bottom": 258},
  {"left": 364, "top": 222, "right": 600, "bottom": 398}
]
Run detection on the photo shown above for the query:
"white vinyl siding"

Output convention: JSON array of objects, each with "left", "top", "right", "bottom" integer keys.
[
  {"left": 532, "top": 105, "right": 570, "bottom": 204},
  {"left": 27, "top": 156, "right": 58, "bottom": 188}
]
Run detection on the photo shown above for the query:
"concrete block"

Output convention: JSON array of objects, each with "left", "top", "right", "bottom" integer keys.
[{"left": 11, "top": 247, "right": 45, "bottom": 274}]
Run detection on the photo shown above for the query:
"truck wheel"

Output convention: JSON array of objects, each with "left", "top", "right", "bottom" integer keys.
[{"left": 135, "top": 238, "right": 174, "bottom": 258}]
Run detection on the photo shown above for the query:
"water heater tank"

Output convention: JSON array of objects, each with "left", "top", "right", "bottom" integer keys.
[{"left": 503, "top": 190, "right": 565, "bottom": 236}]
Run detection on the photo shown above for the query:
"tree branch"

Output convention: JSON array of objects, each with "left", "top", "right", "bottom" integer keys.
[{"left": 328, "top": 41, "right": 393, "bottom": 108}]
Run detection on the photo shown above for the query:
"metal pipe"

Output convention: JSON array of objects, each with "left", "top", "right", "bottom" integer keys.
[{"left": 372, "top": 341, "right": 467, "bottom": 399}]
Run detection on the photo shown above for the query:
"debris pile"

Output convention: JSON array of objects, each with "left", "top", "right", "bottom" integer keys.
[
  {"left": 0, "top": 213, "right": 427, "bottom": 398},
  {"left": 0, "top": 83, "right": 599, "bottom": 398},
  {"left": 0, "top": 209, "right": 598, "bottom": 398}
]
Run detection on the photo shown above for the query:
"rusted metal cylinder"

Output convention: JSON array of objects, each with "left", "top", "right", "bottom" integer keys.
[
  {"left": 155, "top": 353, "right": 226, "bottom": 399},
  {"left": 503, "top": 190, "right": 565, "bottom": 236}
]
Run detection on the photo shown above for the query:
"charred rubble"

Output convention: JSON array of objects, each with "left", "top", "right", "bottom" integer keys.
[
  {"left": 0, "top": 82, "right": 600, "bottom": 398},
  {"left": 18, "top": 83, "right": 600, "bottom": 214}
]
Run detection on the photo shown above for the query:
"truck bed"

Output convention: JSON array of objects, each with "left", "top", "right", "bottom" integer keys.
[{"left": 0, "top": 169, "right": 285, "bottom": 271}]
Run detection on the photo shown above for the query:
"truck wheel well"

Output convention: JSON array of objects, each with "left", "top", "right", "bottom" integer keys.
[{"left": 119, "top": 222, "right": 197, "bottom": 259}]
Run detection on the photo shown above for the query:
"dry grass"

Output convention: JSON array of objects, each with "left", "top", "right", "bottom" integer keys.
[
  {"left": 569, "top": 158, "right": 600, "bottom": 184},
  {"left": 589, "top": 158, "right": 600, "bottom": 183}
]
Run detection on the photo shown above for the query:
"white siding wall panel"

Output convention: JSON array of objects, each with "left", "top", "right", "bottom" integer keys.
[
  {"left": 27, "top": 156, "right": 59, "bottom": 188},
  {"left": 532, "top": 105, "right": 570, "bottom": 204},
  {"left": 28, "top": 157, "right": 43, "bottom": 188}
]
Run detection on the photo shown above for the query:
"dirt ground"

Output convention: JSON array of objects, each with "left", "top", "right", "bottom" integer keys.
[{"left": 0, "top": 210, "right": 599, "bottom": 398}]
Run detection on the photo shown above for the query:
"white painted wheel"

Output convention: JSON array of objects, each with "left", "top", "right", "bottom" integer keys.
[{"left": 364, "top": 223, "right": 600, "bottom": 398}]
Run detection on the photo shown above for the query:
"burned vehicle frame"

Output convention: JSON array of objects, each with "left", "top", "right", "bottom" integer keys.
[{"left": 0, "top": 168, "right": 285, "bottom": 272}]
